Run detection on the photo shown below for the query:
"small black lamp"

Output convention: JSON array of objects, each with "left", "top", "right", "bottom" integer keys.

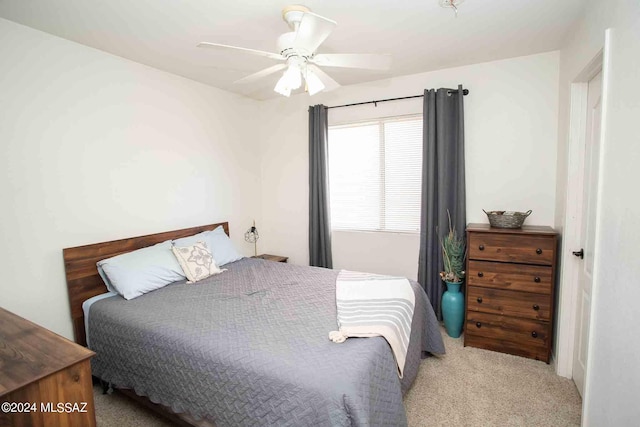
[{"left": 244, "top": 221, "right": 260, "bottom": 256}]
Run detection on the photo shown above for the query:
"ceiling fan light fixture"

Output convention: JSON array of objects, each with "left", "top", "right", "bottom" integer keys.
[
  {"left": 284, "top": 64, "right": 302, "bottom": 89},
  {"left": 274, "top": 63, "right": 303, "bottom": 96},
  {"left": 199, "top": 6, "right": 393, "bottom": 99},
  {"left": 305, "top": 69, "right": 325, "bottom": 96},
  {"left": 274, "top": 72, "right": 292, "bottom": 97}
]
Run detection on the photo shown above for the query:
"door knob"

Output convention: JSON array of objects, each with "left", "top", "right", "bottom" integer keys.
[{"left": 572, "top": 249, "right": 584, "bottom": 259}]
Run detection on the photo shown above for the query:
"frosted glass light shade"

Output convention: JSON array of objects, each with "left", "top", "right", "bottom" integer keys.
[
  {"left": 274, "top": 72, "right": 292, "bottom": 97},
  {"left": 273, "top": 64, "right": 302, "bottom": 97},
  {"left": 305, "top": 69, "right": 325, "bottom": 96},
  {"left": 284, "top": 65, "right": 302, "bottom": 89}
]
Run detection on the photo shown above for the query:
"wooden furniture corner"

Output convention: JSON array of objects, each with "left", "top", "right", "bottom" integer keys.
[{"left": 0, "top": 308, "right": 96, "bottom": 427}]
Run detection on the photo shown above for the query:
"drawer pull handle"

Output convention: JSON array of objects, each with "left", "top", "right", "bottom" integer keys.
[
  {"left": 536, "top": 248, "right": 543, "bottom": 255},
  {"left": 533, "top": 304, "right": 540, "bottom": 311},
  {"left": 477, "top": 297, "right": 483, "bottom": 303},
  {"left": 479, "top": 244, "right": 485, "bottom": 251},
  {"left": 531, "top": 331, "right": 538, "bottom": 338},
  {"left": 478, "top": 272, "right": 484, "bottom": 278},
  {"left": 476, "top": 322, "right": 482, "bottom": 328},
  {"left": 534, "top": 276, "right": 541, "bottom": 283}
]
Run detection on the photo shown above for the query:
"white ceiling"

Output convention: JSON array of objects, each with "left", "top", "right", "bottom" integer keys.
[{"left": 0, "top": 0, "right": 585, "bottom": 100}]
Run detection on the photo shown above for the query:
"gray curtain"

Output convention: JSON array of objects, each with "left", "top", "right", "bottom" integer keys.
[
  {"left": 418, "top": 85, "right": 466, "bottom": 318},
  {"left": 308, "top": 104, "right": 333, "bottom": 268}
]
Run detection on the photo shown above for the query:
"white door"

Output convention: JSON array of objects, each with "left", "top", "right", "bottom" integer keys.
[{"left": 572, "top": 71, "right": 602, "bottom": 397}]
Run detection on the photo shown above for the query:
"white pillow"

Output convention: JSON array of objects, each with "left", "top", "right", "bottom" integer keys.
[
  {"left": 173, "top": 226, "right": 243, "bottom": 266},
  {"left": 171, "top": 241, "right": 225, "bottom": 283},
  {"left": 96, "top": 264, "right": 117, "bottom": 293},
  {"left": 97, "top": 240, "right": 186, "bottom": 300}
]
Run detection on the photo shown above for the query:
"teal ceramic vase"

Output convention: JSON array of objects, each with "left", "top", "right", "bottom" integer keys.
[{"left": 442, "top": 281, "right": 464, "bottom": 338}]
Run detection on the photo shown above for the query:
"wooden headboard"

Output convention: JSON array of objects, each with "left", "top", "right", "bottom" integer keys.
[{"left": 62, "top": 222, "right": 229, "bottom": 347}]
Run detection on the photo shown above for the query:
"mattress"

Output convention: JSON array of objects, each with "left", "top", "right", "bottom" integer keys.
[
  {"left": 88, "top": 258, "right": 444, "bottom": 426},
  {"left": 82, "top": 291, "right": 118, "bottom": 347}
]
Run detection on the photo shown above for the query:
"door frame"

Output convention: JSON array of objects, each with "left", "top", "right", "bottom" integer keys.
[{"left": 555, "top": 51, "right": 603, "bottom": 379}]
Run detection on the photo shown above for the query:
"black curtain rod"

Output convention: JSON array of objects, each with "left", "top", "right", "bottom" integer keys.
[{"left": 326, "top": 88, "right": 469, "bottom": 110}]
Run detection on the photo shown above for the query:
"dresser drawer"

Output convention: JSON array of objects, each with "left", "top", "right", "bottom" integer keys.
[
  {"left": 467, "top": 286, "right": 551, "bottom": 321},
  {"left": 465, "top": 311, "right": 550, "bottom": 349},
  {"left": 467, "top": 260, "right": 552, "bottom": 294},
  {"left": 468, "top": 233, "right": 555, "bottom": 265},
  {"left": 464, "top": 333, "right": 550, "bottom": 362}
]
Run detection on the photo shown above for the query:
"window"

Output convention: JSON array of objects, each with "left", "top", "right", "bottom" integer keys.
[{"left": 328, "top": 115, "right": 422, "bottom": 233}]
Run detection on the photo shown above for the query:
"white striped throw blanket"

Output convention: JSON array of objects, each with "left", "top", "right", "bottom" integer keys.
[{"left": 329, "top": 270, "right": 415, "bottom": 378}]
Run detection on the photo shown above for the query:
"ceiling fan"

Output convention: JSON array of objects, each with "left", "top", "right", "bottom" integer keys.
[{"left": 197, "top": 5, "right": 391, "bottom": 97}]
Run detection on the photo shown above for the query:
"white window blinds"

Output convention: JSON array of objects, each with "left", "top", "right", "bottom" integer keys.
[{"left": 328, "top": 115, "right": 423, "bottom": 233}]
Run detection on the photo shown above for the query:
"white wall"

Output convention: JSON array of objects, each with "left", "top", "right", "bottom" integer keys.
[
  {"left": 0, "top": 18, "right": 261, "bottom": 339},
  {"left": 257, "top": 51, "right": 560, "bottom": 278},
  {"left": 553, "top": 0, "right": 640, "bottom": 424}
]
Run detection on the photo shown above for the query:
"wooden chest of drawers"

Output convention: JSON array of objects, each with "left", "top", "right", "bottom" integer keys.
[
  {"left": 0, "top": 308, "right": 96, "bottom": 427},
  {"left": 464, "top": 223, "right": 558, "bottom": 363}
]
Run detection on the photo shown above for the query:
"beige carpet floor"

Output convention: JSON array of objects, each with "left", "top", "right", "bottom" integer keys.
[{"left": 94, "top": 328, "right": 581, "bottom": 426}]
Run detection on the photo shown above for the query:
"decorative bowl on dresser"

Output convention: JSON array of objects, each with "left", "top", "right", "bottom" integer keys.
[{"left": 464, "top": 223, "right": 559, "bottom": 363}]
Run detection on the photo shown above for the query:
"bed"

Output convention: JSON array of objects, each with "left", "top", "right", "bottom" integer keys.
[{"left": 63, "top": 222, "right": 444, "bottom": 426}]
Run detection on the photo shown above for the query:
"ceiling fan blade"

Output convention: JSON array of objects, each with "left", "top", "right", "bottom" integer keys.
[
  {"left": 233, "top": 64, "right": 287, "bottom": 85},
  {"left": 293, "top": 12, "right": 337, "bottom": 54},
  {"left": 311, "top": 54, "right": 392, "bottom": 71},
  {"left": 197, "top": 42, "right": 284, "bottom": 61},
  {"left": 307, "top": 64, "right": 340, "bottom": 92}
]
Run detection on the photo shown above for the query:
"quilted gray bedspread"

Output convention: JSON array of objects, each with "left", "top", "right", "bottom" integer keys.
[{"left": 89, "top": 258, "right": 445, "bottom": 427}]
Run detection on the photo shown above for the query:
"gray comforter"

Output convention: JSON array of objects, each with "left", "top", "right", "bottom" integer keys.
[{"left": 89, "top": 258, "right": 445, "bottom": 426}]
